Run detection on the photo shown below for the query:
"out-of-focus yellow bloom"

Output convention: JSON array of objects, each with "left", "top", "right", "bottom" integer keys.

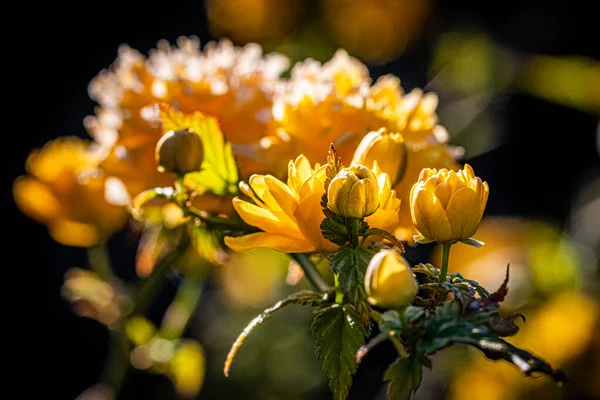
[
  {"left": 61, "top": 268, "right": 130, "bottom": 327},
  {"left": 206, "top": 0, "right": 301, "bottom": 43},
  {"left": 274, "top": 52, "right": 459, "bottom": 242},
  {"left": 365, "top": 249, "right": 419, "bottom": 309},
  {"left": 155, "top": 128, "right": 204, "bottom": 174},
  {"left": 168, "top": 340, "right": 206, "bottom": 399},
  {"left": 321, "top": 0, "right": 432, "bottom": 63},
  {"left": 13, "top": 138, "right": 129, "bottom": 247},
  {"left": 219, "top": 248, "right": 289, "bottom": 308},
  {"left": 327, "top": 165, "right": 379, "bottom": 218},
  {"left": 410, "top": 164, "right": 488, "bottom": 244},
  {"left": 225, "top": 155, "right": 337, "bottom": 253},
  {"left": 86, "top": 37, "right": 290, "bottom": 201},
  {"left": 449, "top": 292, "right": 599, "bottom": 400},
  {"left": 351, "top": 127, "right": 406, "bottom": 185}
]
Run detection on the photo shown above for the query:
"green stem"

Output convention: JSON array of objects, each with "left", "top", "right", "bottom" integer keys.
[
  {"left": 102, "top": 327, "right": 130, "bottom": 398},
  {"left": 131, "top": 236, "right": 189, "bottom": 316},
  {"left": 349, "top": 218, "right": 360, "bottom": 247},
  {"left": 291, "top": 253, "right": 332, "bottom": 293},
  {"left": 440, "top": 243, "right": 452, "bottom": 283},
  {"left": 175, "top": 175, "right": 186, "bottom": 207},
  {"left": 87, "top": 242, "right": 113, "bottom": 279},
  {"left": 334, "top": 273, "right": 344, "bottom": 304},
  {"left": 159, "top": 277, "right": 203, "bottom": 340},
  {"left": 183, "top": 205, "right": 258, "bottom": 232}
]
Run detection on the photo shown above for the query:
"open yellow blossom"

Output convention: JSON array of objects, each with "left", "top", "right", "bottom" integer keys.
[
  {"left": 13, "top": 137, "right": 129, "bottom": 247},
  {"left": 225, "top": 155, "right": 336, "bottom": 253},
  {"left": 225, "top": 155, "right": 402, "bottom": 253},
  {"left": 85, "top": 37, "right": 291, "bottom": 202},
  {"left": 410, "top": 164, "right": 488, "bottom": 244}
]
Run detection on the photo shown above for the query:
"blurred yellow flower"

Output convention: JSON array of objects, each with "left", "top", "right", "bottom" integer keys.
[
  {"left": 364, "top": 249, "right": 419, "bottom": 309},
  {"left": 13, "top": 137, "right": 129, "bottom": 247},
  {"left": 168, "top": 340, "right": 206, "bottom": 399},
  {"left": 410, "top": 164, "right": 488, "bottom": 244},
  {"left": 62, "top": 268, "right": 130, "bottom": 327},
  {"left": 86, "top": 37, "right": 291, "bottom": 201},
  {"left": 351, "top": 127, "right": 406, "bottom": 185},
  {"left": 327, "top": 165, "right": 380, "bottom": 219},
  {"left": 225, "top": 155, "right": 336, "bottom": 253}
]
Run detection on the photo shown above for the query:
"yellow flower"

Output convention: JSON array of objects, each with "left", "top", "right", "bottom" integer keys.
[
  {"left": 364, "top": 249, "right": 419, "bottom": 309},
  {"left": 410, "top": 164, "right": 489, "bottom": 244},
  {"left": 85, "top": 37, "right": 291, "bottom": 201},
  {"left": 224, "top": 155, "right": 337, "bottom": 253},
  {"left": 364, "top": 167, "right": 401, "bottom": 234},
  {"left": 155, "top": 128, "right": 204, "bottom": 174},
  {"left": 351, "top": 127, "right": 406, "bottom": 185},
  {"left": 327, "top": 165, "right": 379, "bottom": 218},
  {"left": 13, "top": 137, "right": 129, "bottom": 247}
]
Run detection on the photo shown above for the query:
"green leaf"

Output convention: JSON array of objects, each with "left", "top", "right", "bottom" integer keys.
[
  {"left": 186, "top": 223, "right": 226, "bottom": 266},
  {"left": 312, "top": 304, "right": 367, "bottom": 400},
  {"left": 321, "top": 217, "right": 350, "bottom": 246},
  {"left": 159, "top": 106, "right": 239, "bottom": 196},
  {"left": 329, "top": 245, "right": 374, "bottom": 326},
  {"left": 363, "top": 228, "right": 405, "bottom": 253},
  {"left": 384, "top": 356, "right": 423, "bottom": 400},
  {"left": 379, "top": 310, "right": 404, "bottom": 334},
  {"left": 224, "top": 290, "right": 323, "bottom": 377}
]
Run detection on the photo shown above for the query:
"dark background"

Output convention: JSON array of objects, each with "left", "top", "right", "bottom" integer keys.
[{"left": 10, "top": 0, "right": 598, "bottom": 398}]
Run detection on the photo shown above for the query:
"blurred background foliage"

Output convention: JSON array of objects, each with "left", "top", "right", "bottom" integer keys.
[{"left": 14, "top": 0, "right": 599, "bottom": 399}]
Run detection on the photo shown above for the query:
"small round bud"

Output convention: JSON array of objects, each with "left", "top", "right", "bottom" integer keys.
[
  {"left": 155, "top": 129, "right": 204, "bottom": 174},
  {"left": 327, "top": 165, "right": 379, "bottom": 219},
  {"left": 365, "top": 249, "right": 419, "bottom": 309}
]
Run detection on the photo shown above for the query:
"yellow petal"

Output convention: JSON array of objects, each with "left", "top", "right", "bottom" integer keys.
[
  {"left": 445, "top": 187, "right": 483, "bottom": 239},
  {"left": 225, "top": 233, "right": 315, "bottom": 253},
  {"left": 13, "top": 176, "right": 62, "bottom": 223},
  {"left": 263, "top": 175, "right": 296, "bottom": 217},
  {"left": 50, "top": 220, "right": 99, "bottom": 247},
  {"left": 434, "top": 182, "right": 453, "bottom": 209},
  {"left": 366, "top": 207, "right": 399, "bottom": 233},
  {"left": 232, "top": 198, "right": 302, "bottom": 238},
  {"left": 414, "top": 188, "right": 453, "bottom": 242},
  {"left": 293, "top": 192, "right": 337, "bottom": 252}
]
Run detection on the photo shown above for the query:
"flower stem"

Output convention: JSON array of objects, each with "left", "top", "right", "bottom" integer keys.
[
  {"left": 291, "top": 253, "right": 332, "bottom": 293},
  {"left": 159, "top": 277, "right": 203, "bottom": 340},
  {"left": 131, "top": 235, "right": 189, "bottom": 316},
  {"left": 87, "top": 242, "right": 113, "bottom": 279},
  {"left": 334, "top": 273, "right": 344, "bottom": 304},
  {"left": 175, "top": 175, "right": 186, "bottom": 207},
  {"left": 183, "top": 205, "right": 258, "bottom": 232},
  {"left": 102, "top": 327, "right": 130, "bottom": 398},
  {"left": 440, "top": 243, "right": 452, "bottom": 283},
  {"left": 349, "top": 218, "right": 360, "bottom": 247}
]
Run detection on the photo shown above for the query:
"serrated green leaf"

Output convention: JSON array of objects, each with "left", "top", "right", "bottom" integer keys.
[
  {"left": 329, "top": 245, "right": 374, "bottom": 326},
  {"left": 321, "top": 218, "right": 350, "bottom": 246},
  {"left": 159, "top": 106, "right": 239, "bottom": 196},
  {"left": 224, "top": 290, "right": 323, "bottom": 377},
  {"left": 312, "top": 304, "right": 367, "bottom": 400},
  {"left": 405, "top": 306, "right": 426, "bottom": 323},
  {"left": 379, "top": 310, "right": 404, "bottom": 334},
  {"left": 384, "top": 356, "right": 423, "bottom": 400}
]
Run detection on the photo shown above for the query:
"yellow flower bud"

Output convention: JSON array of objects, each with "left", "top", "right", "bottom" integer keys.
[
  {"left": 155, "top": 129, "right": 204, "bottom": 174},
  {"left": 365, "top": 249, "right": 419, "bottom": 309},
  {"left": 351, "top": 128, "right": 406, "bottom": 185},
  {"left": 327, "top": 165, "right": 379, "bottom": 219},
  {"left": 410, "top": 164, "right": 489, "bottom": 244}
]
